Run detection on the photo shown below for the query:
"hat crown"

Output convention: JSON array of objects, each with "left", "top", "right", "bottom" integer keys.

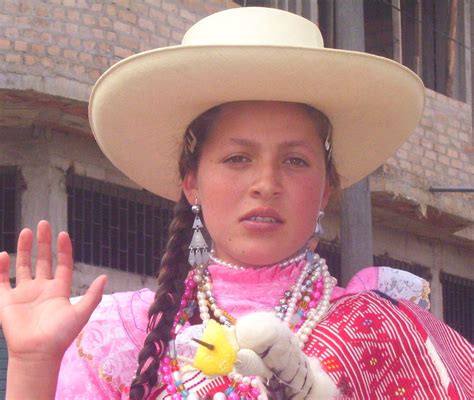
[{"left": 182, "top": 7, "right": 324, "bottom": 49}]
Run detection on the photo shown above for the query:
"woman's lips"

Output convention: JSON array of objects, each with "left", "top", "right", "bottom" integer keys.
[
  {"left": 239, "top": 207, "right": 284, "bottom": 223},
  {"left": 240, "top": 208, "right": 284, "bottom": 231},
  {"left": 247, "top": 216, "right": 280, "bottom": 223}
]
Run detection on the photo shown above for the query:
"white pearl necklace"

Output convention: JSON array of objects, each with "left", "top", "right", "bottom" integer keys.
[
  {"left": 294, "top": 259, "right": 334, "bottom": 348},
  {"left": 194, "top": 251, "right": 335, "bottom": 349},
  {"left": 208, "top": 250, "right": 307, "bottom": 271}
]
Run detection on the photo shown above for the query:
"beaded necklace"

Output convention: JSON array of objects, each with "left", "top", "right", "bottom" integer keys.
[{"left": 162, "top": 251, "right": 336, "bottom": 399}]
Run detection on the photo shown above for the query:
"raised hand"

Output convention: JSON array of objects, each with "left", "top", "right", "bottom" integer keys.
[{"left": 0, "top": 221, "right": 107, "bottom": 399}]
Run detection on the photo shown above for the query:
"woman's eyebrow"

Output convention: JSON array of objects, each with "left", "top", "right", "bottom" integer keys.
[
  {"left": 283, "top": 140, "right": 313, "bottom": 149},
  {"left": 227, "top": 137, "right": 257, "bottom": 147},
  {"left": 227, "top": 138, "right": 314, "bottom": 150}
]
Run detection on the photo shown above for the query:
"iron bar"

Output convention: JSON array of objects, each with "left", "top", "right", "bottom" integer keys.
[{"left": 429, "top": 186, "right": 474, "bottom": 193}]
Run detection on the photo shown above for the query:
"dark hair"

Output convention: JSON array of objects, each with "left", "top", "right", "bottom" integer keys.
[
  {"left": 129, "top": 102, "right": 339, "bottom": 399},
  {"left": 302, "top": 104, "right": 340, "bottom": 189}
]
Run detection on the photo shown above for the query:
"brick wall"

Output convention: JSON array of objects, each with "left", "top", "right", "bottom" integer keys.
[
  {"left": 376, "top": 88, "right": 473, "bottom": 221},
  {"left": 0, "top": 0, "right": 237, "bottom": 101},
  {"left": 0, "top": 0, "right": 472, "bottom": 225}
]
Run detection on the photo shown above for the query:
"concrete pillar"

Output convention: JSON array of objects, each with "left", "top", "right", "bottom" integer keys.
[
  {"left": 429, "top": 241, "right": 444, "bottom": 321},
  {"left": 392, "top": 0, "right": 402, "bottom": 63},
  {"left": 340, "top": 179, "right": 374, "bottom": 285},
  {"left": 304, "top": 0, "right": 319, "bottom": 23},
  {"left": 19, "top": 127, "right": 68, "bottom": 270},
  {"left": 335, "top": 1, "right": 374, "bottom": 285},
  {"left": 465, "top": 0, "right": 472, "bottom": 109},
  {"left": 334, "top": 0, "right": 365, "bottom": 51}
]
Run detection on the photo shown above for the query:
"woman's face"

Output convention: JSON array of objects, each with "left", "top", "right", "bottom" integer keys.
[{"left": 184, "top": 101, "right": 331, "bottom": 267}]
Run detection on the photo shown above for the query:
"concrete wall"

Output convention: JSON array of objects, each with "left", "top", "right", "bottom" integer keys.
[
  {"left": 321, "top": 211, "right": 474, "bottom": 321},
  {"left": 371, "top": 225, "right": 473, "bottom": 320},
  {"left": 0, "top": 126, "right": 158, "bottom": 295},
  {"left": 377, "top": 89, "right": 473, "bottom": 221},
  {"left": 471, "top": 0, "right": 474, "bottom": 125}
]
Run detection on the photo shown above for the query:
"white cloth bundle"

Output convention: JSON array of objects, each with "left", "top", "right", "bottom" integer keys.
[{"left": 234, "top": 312, "right": 339, "bottom": 399}]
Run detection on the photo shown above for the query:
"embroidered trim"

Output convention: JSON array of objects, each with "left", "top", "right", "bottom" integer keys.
[{"left": 75, "top": 331, "right": 93, "bottom": 361}]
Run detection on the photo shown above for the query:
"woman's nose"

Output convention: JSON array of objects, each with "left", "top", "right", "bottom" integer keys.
[{"left": 250, "top": 162, "right": 282, "bottom": 199}]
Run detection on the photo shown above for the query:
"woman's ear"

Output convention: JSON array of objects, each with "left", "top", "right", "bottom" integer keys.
[{"left": 182, "top": 171, "right": 198, "bottom": 205}]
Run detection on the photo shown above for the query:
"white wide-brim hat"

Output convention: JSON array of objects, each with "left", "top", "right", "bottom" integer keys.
[{"left": 89, "top": 7, "right": 425, "bottom": 201}]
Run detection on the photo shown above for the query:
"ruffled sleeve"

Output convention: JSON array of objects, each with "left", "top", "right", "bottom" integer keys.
[
  {"left": 56, "top": 289, "right": 153, "bottom": 400},
  {"left": 331, "top": 266, "right": 431, "bottom": 309}
]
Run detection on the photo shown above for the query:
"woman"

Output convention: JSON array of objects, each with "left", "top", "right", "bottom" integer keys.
[{"left": 0, "top": 7, "right": 471, "bottom": 400}]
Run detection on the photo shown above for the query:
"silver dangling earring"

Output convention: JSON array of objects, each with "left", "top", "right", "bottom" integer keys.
[
  {"left": 315, "top": 210, "right": 325, "bottom": 236},
  {"left": 188, "top": 200, "right": 209, "bottom": 267}
]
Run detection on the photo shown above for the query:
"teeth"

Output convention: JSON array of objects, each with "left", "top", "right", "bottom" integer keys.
[{"left": 249, "top": 216, "right": 278, "bottom": 223}]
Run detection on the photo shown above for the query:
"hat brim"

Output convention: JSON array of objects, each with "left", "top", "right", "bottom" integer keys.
[{"left": 89, "top": 45, "right": 425, "bottom": 201}]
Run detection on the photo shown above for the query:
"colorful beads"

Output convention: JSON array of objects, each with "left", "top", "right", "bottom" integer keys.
[
  {"left": 166, "top": 384, "right": 177, "bottom": 394},
  {"left": 172, "top": 270, "right": 199, "bottom": 334},
  {"left": 160, "top": 365, "right": 171, "bottom": 375},
  {"left": 163, "top": 362, "right": 262, "bottom": 399},
  {"left": 163, "top": 250, "right": 334, "bottom": 399},
  {"left": 272, "top": 254, "right": 335, "bottom": 343}
]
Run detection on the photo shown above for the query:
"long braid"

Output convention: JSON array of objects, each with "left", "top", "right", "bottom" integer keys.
[
  {"left": 129, "top": 106, "right": 221, "bottom": 400},
  {"left": 129, "top": 194, "right": 193, "bottom": 399}
]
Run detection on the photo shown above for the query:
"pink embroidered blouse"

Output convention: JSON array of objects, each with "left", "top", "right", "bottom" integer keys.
[{"left": 56, "top": 265, "right": 471, "bottom": 399}]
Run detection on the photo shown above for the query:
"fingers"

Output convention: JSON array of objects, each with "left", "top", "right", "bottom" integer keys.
[
  {"left": 0, "top": 251, "right": 11, "bottom": 290},
  {"left": 54, "top": 231, "right": 74, "bottom": 292},
  {"left": 15, "top": 228, "right": 33, "bottom": 284},
  {"left": 35, "top": 221, "right": 53, "bottom": 279},
  {"left": 74, "top": 275, "right": 107, "bottom": 325}
]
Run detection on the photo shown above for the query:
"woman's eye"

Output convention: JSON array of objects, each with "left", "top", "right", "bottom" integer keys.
[
  {"left": 223, "top": 155, "right": 251, "bottom": 163},
  {"left": 285, "top": 157, "right": 309, "bottom": 167}
]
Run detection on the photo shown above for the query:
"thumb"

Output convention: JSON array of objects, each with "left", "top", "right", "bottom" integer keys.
[{"left": 73, "top": 275, "right": 107, "bottom": 325}]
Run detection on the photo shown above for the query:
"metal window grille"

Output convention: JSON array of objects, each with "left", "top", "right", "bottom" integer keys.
[
  {"left": 0, "top": 167, "right": 21, "bottom": 253},
  {"left": 373, "top": 254, "right": 432, "bottom": 282},
  {"left": 316, "top": 241, "right": 341, "bottom": 284},
  {"left": 440, "top": 272, "right": 473, "bottom": 343},
  {"left": 0, "top": 329, "right": 7, "bottom": 399},
  {"left": 66, "top": 172, "right": 174, "bottom": 276}
]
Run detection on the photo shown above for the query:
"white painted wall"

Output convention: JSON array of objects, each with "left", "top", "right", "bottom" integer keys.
[{"left": 0, "top": 126, "right": 158, "bottom": 295}]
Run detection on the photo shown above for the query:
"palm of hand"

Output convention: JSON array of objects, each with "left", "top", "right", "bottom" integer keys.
[
  {"left": 0, "top": 221, "right": 107, "bottom": 363},
  {"left": 1, "top": 279, "right": 79, "bottom": 359}
]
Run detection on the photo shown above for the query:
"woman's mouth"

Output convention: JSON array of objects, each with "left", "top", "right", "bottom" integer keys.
[
  {"left": 240, "top": 208, "right": 284, "bottom": 231},
  {"left": 240, "top": 207, "right": 284, "bottom": 223},
  {"left": 247, "top": 216, "right": 280, "bottom": 223}
]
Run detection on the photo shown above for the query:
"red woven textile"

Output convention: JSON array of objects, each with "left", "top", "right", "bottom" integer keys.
[{"left": 305, "top": 291, "right": 472, "bottom": 399}]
